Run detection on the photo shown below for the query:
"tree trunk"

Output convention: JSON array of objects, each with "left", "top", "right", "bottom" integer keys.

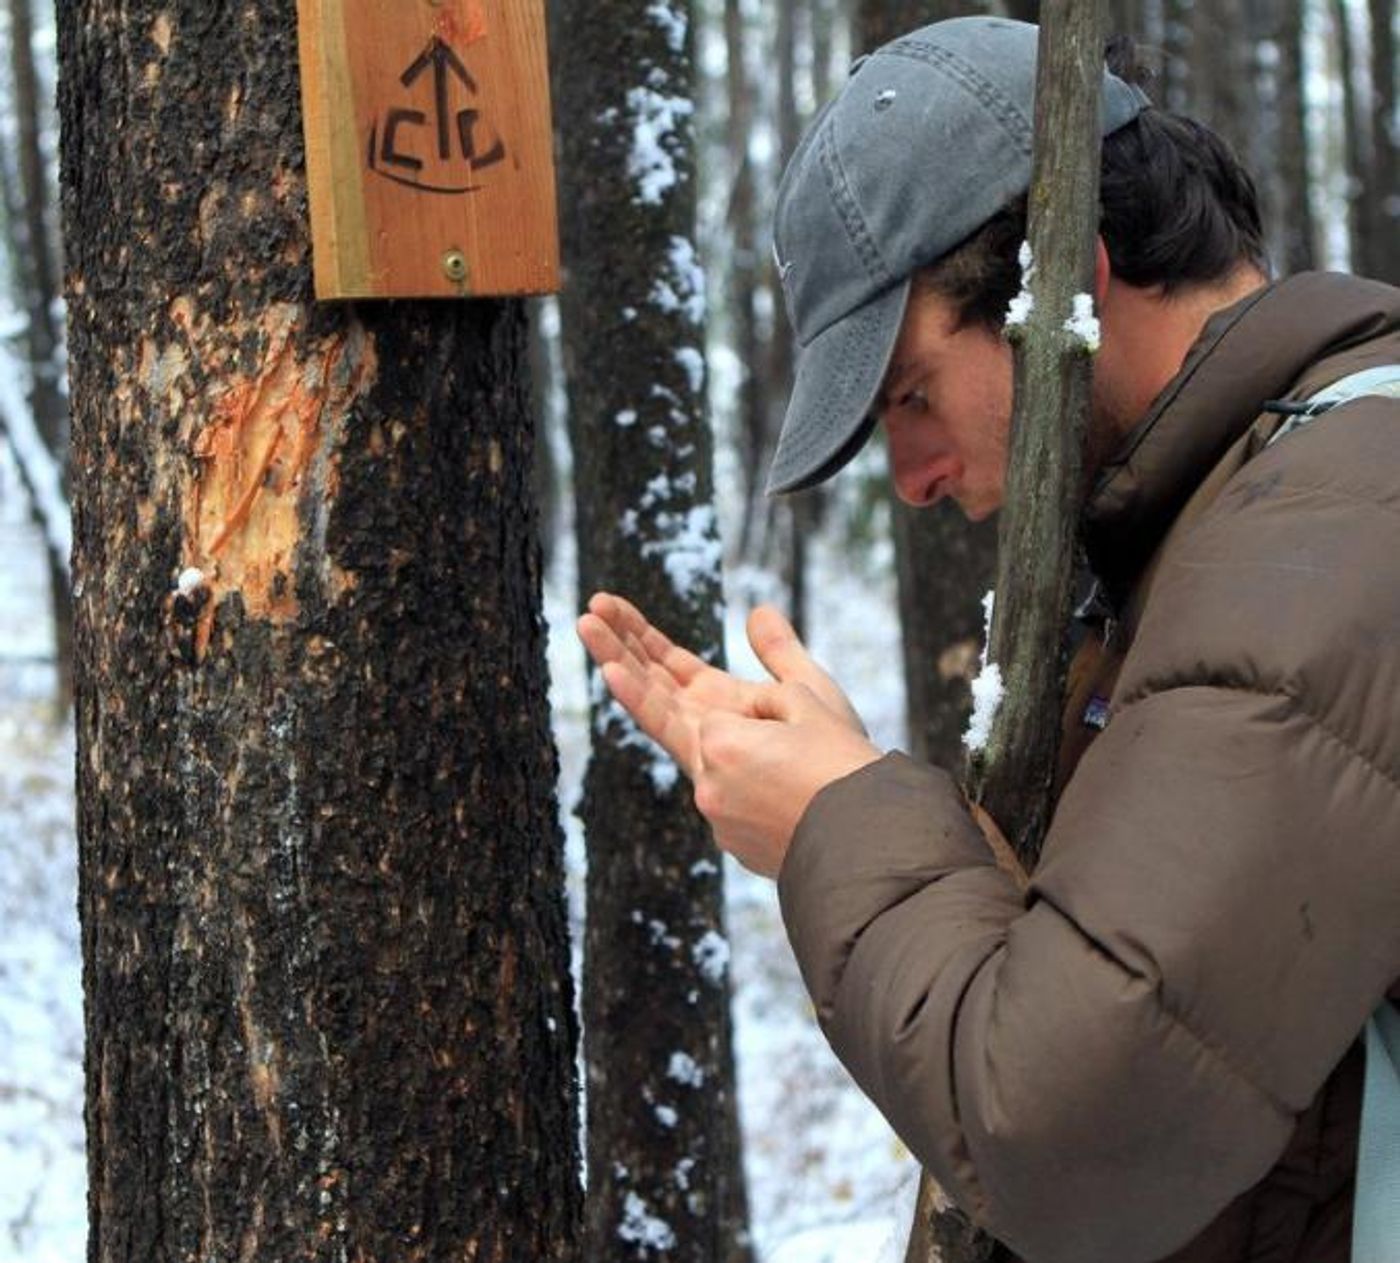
[
  {"left": 551, "top": 2, "right": 753, "bottom": 1260},
  {"left": 59, "top": 5, "right": 582, "bottom": 1260},
  {"left": 1189, "top": 0, "right": 1251, "bottom": 165},
  {"left": 810, "top": 0, "right": 837, "bottom": 110},
  {"left": 1244, "top": 0, "right": 1287, "bottom": 268},
  {"left": 1366, "top": 0, "right": 1398, "bottom": 283},
  {"left": 854, "top": 0, "right": 999, "bottom": 767},
  {"left": 772, "top": 0, "right": 818, "bottom": 639},
  {"left": 1108, "top": 0, "right": 1142, "bottom": 39},
  {"left": 1162, "top": 0, "right": 1194, "bottom": 114},
  {"left": 858, "top": 0, "right": 982, "bottom": 51},
  {"left": 906, "top": 4, "right": 1109, "bottom": 1259},
  {"left": 1277, "top": 0, "right": 1318, "bottom": 273},
  {"left": 1332, "top": 0, "right": 1371, "bottom": 275},
  {"left": 892, "top": 502, "right": 997, "bottom": 763},
  {"left": 726, "top": 0, "right": 772, "bottom": 565},
  {"left": 8, "top": 0, "right": 73, "bottom": 710}
]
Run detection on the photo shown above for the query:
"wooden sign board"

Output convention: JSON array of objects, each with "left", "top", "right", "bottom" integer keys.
[{"left": 296, "top": 0, "right": 560, "bottom": 300}]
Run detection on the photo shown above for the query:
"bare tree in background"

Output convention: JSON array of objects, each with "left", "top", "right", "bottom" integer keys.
[
  {"left": 727, "top": 0, "right": 773, "bottom": 566},
  {"left": 1188, "top": 0, "right": 1252, "bottom": 166},
  {"left": 60, "top": 2, "right": 582, "bottom": 1257},
  {"left": 1277, "top": 0, "right": 1319, "bottom": 271},
  {"left": 1333, "top": 0, "right": 1372, "bottom": 274},
  {"left": 5, "top": 0, "right": 72, "bottom": 709},
  {"left": 551, "top": 0, "right": 753, "bottom": 1258},
  {"left": 855, "top": 0, "right": 999, "bottom": 768},
  {"left": 1366, "top": 0, "right": 1398, "bottom": 282}
]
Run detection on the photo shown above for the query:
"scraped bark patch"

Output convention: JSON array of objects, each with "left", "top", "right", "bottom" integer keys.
[{"left": 180, "top": 304, "right": 376, "bottom": 656}]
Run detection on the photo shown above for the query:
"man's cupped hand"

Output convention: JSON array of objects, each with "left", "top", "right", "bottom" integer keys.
[{"left": 577, "top": 593, "right": 882, "bottom": 877}]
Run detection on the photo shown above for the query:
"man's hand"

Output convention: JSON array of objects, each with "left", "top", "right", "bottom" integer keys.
[{"left": 577, "top": 593, "right": 882, "bottom": 876}]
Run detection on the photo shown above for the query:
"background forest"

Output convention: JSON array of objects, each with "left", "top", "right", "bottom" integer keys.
[{"left": 0, "top": 0, "right": 1395, "bottom": 1260}]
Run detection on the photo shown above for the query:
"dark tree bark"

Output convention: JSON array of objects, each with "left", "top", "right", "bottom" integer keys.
[
  {"left": 1244, "top": 0, "right": 1288, "bottom": 266},
  {"left": 551, "top": 2, "right": 753, "bottom": 1260},
  {"left": 891, "top": 503, "right": 998, "bottom": 763},
  {"left": 810, "top": 0, "right": 837, "bottom": 111},
  {"left": 771, "top": 0, "right": 821, "bottom": 640},
  {"left": 726, "top": 0, "right": 772, "bottom": 565},
  {"left": 906, "top": 4, "right": 1109, "bottom": 1259},
  {"left": 855, "top": 0, "right": 999, "bottom": 769},
  {"left": 1189, "top": 0, "right": 1251, "bottom": 166},
  {"left": 1366, "top": 0, "right": 1398, "bottom": 283},
  {"left": 1332, "top": 0, "right": 1371, "bottom": 275},
  {"left": 8, "top": 0, "right": 73, "bottom": 710},
  {"left": 1108, "top": 0, "right": 1142, "bottom": 39},
  {"left": 59, "top": 4, "right": 582, "bottom": 1260},
  {"left": 1162, "top": 0, "right": 1194, "bottom": 114},
  {"left": 858, "top": 0, "right": 983, "bottom": 50},
  {"left": 1277, "top": 0, "right": 1318, "bottom": 272}
]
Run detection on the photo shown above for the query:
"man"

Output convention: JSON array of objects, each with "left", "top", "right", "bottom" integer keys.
[{"left": 578, "top": 17, "right": 1400, "bottom": 1263}]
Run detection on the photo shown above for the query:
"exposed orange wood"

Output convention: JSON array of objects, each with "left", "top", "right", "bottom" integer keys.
[{"left": 177, "top": 307, "right": 379, "bottom": 660}]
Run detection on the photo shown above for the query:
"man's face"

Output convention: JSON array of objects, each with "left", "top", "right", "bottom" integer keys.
[{"left": 876, "top": 286, "right": 1013, "bottom": 522}]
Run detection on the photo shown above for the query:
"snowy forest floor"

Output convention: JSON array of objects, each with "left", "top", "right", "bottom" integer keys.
[{"left": 0, "top": 440, "right": 919, "bottom": 1262}]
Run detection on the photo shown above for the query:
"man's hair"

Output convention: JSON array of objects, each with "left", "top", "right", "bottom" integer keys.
[{"left": 917, "top": 39, "right": 1269, "bottom": 331}]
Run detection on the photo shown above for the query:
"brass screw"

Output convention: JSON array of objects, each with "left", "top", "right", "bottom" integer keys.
[{"left": 442, "top": 250, "right": 468, "bottom": 285}]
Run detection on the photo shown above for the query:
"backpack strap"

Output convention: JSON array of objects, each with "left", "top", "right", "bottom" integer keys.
[
  {"left": 1264, "top": 364, "right": 1400, "bottom": 450},
  {"left": 1354, "top": 1002, "right": 1400, "bottom": 1263}
]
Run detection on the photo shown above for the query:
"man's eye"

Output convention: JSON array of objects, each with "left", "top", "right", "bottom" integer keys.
[{"left": 898, "top": 387, "right": 928, "bottom": 411}]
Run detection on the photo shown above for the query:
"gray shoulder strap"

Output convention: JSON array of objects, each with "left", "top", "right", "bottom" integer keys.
[{"left": 1267, "top": 364, "right": 1400, "bottom": 449}]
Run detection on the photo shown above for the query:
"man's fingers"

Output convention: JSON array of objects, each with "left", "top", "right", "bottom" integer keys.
[
  {"left": 589, "top": 591, "right": 709, "bottom": 687},
  {"left": 577, "top": 611, "right": 627, "bottom": 667},
  {"left": 600, "top": 661, "right": 699, "bottom": 777},
  {"left": 747, "top": 605, "right": 866, "bottom": 732},
  {"left": 747, "top": 605, "right": 810, "bottom": 682}
]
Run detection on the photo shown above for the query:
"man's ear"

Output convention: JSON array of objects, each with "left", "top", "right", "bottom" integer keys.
[{"left": 1093, "top": 237, "right": 1112, "bottom": 306}]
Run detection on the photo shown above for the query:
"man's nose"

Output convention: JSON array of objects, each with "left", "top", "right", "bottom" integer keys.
[{"left": 886, "top": 426, "right": 933, "bottom": 507}]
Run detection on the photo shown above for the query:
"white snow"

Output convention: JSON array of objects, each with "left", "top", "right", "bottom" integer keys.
[
  {"left": 645, "top": 1, "right": 688, "bottom": 55},
  {"left": 1063, "top": 292, "right": 1101, "bottom": 353},
  {"left": 666, "top": 1050, "right": 705, "bottom": 1088},
  {"left": 654, "top": 1104, "right": 679, "bottom": 1128},
  {"left": 964, "top": 590, "right": 1002, "bottom": 754},
  {"left": 691, "top": 929, "right": 730, "bottom": 984},
  {"left": 616, "top": 409, "right": 638, "bottom": 428},
  {"left": 639, "top": 504, "right": 723, "bottom": 603},
  {"left": 1004, "top": 240, "right": 1036, "bottom": 330},
  {"left": 626, "top": 87, "right": 695, "bottom": 206},
  {"left": 618, "top": 1190, "right": 678, "bottom": 1253},
  {"left": 964, "top": 664, "right": 1004, "bottom": 754},
  {"left": 674, "top": 346, "right": 705, "bottom": 396},
  {"left": 175, "top": 567, "right": 205, "bottom": 597}
]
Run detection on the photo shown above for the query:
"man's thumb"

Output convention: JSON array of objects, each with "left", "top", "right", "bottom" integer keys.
[{"left": 747, "top": 605, "right": 812, "bottom": 683}]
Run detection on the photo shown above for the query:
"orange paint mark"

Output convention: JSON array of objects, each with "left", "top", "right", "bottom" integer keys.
[{"left": 436, "top": 0, "right": 488, "bottom": 48}]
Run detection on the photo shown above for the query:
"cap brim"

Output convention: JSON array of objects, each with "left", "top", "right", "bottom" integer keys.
[{"left": 766, "top": 277, "right": 911, "bottom": 495}]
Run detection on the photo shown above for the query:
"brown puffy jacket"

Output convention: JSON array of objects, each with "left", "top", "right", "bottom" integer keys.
[{"left": 778, "top": 272, "right": 1400, "bottom": 1263}]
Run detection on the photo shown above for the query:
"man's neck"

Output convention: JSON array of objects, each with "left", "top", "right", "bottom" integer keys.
[{"left": 1096, "top": 265, "right": 1270, "bottom": 441}]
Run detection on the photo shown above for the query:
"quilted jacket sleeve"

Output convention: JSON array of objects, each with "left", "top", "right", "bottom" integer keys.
[{"left": 777, "top": 401, "right": 1400, "bottom": 1263}]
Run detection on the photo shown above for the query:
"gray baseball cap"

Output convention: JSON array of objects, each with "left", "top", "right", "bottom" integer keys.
[{"left": 766, "top": 17, "right": 1149, "bottom": 495}]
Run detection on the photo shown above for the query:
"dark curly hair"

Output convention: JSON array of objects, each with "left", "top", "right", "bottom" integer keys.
[{"left": 917, "top": 37, "right": 1269, "bottom": 331}]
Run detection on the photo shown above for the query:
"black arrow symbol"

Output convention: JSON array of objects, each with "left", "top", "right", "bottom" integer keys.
[{"left": 401, "top": 36, "right": 477, "bottom": 161}]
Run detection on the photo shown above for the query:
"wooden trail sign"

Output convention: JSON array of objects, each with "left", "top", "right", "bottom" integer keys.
[{"left": 296, "top": 0, "right": 560, "bottom": 300}]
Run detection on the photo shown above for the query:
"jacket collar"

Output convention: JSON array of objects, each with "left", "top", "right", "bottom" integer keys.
[{"left": 1081, "top": 272, "right": 1400, "bottom": 601}]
